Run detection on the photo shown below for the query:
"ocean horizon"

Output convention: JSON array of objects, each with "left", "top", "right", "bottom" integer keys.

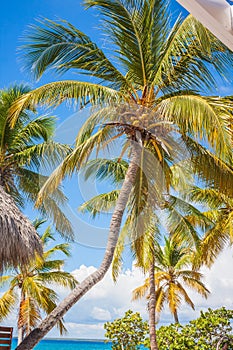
[{"left": 11, "top": 338, "right": 147, "bottom": 349}]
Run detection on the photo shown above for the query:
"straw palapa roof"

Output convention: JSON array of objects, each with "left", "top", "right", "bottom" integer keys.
[{"left": 0, "top": 185, "right": 42, "bottom": 272}]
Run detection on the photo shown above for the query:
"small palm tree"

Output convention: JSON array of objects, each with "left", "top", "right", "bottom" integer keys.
[
  {"left": 0, "top": 85, "right": 72, "bottom": 236},
  {"left": 133, "top": 237, "right": 209, "bottom": 324},
  {"left": 0, "top": 220, "right": 78, "bottom": 345}
]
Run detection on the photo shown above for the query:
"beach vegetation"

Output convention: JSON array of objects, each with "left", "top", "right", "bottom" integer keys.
[
  {"left": 8, "top": 0, "right": 233, "bottom": 349},
  {"left": 0, "top": 220, "right": 78, "bottom": 345},
  {"left": 104, "top": 309, "right": 148, "bottom": 350},
  {"left": 148, "top": 307, "right": 233, "bottom": 349},
  {"left": 0, "top": 85, "right": 73, "bottom": 237}
]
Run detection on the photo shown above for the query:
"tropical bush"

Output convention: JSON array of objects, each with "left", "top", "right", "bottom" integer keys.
[
  {"left": 104, "top": 310, "right": 148, "bottom": 350},
  {"left": 144, "top": 307, "right": 233, "bottom": 349}
]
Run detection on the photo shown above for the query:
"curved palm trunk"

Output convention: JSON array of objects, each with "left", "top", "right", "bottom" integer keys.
[
  {"left": 148, "top": 258, "right": 159, "bottom": 350},
  {"left": 16, "top": 146, "right": 140, "bottom": 350},
  {"left": 174, "top": 310, "right": 179, "bottom": 324}
]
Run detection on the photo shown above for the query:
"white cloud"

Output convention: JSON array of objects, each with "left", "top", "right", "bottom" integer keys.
[
  {"left": 62, "top": 248, "right": 233, "bottom": 337},
  {"left": 91, "top": 307, "right": 111, "bottom": 321},
  {"left": 2, "top": 248, "right": 233, "bottom": 339}
]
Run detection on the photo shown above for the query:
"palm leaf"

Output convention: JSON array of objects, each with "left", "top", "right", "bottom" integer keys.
[
  {"left": 84, "top": 0, "right": 169, "bottom": 87},
  {"left": 132, "top": 278, "right": 149, "bottom": 301},
  {"left": 79, "top": 190, "right": 120, "bottom": 218},
  {"left": 184, "top": 137, "right": 233, "bottom": 197},
  {"left": 83, "top": 158, "right": 128, "bottom": 184},
  {"left": 21, "top": 18, "right": 130, "bottom": 92},
  {"left": 0, "top": 289, "right": 17, "bottom": 321},
  {"left": 38, "top": 271, "right": 77, "bottom": 289},
  {"left": 18, "top": 297, "right": 41, "bottom": 334},
  {"left": 10, "top": 81, "right": 121, "bottom": 125},
  {"left": 157, "top": 94, "right": 232, "bottom": 160},
  {"left": 36, "top": 126, "right": 116, "bottom": 205}
]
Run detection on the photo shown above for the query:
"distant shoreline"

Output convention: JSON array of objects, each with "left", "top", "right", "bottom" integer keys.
[{"left": 12, "top": 338, "right": 107, "bottom": 342}]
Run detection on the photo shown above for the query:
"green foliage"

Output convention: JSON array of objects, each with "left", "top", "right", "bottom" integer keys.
[
  {"left": 144, "top": 307, "right": 233, "bottom": 349},
  {"left": 104, "top": 310, "right": 148, "bottom": 350},
  {"left": 0, "top": 221, "right": 78, "bottom": 341},
  {"left": 132, "top": 237, "right": 209, "bottom": 323},
  {"left": 0, "top": 85, "right": 73, "bottom": 237}
]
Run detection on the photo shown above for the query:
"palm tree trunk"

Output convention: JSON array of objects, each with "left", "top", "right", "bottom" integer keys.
[
  {"left": 17, "top": 328, "right": 24, "bottom": 346},
  {"left": 17, "top": 288, "right": 25, "bottom": 345},
  {"left": 174, "top": 310, "right": 179, "bottom": 324},
  {"left": 148, "top": 258, "right": 159, "bottom": 350},
  {"left": 16, "top": 146, "right": 141, "bottom": 350}
]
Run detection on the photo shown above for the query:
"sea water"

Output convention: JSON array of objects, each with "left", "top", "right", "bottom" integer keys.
[{"left": 11, "top": 339, "right": 146, "bottom": 349}]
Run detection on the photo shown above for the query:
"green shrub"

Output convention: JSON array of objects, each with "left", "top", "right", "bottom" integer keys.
[
  {"left": 144, "top": 307, "right": 233, "bottom": 349},
  {"left": 104, "top": 310, "right": 148, "bottom": 350}
]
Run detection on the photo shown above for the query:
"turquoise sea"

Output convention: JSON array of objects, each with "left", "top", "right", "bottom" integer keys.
[{"left": 11, "top": 339, "right": 146, "bottom": 349}]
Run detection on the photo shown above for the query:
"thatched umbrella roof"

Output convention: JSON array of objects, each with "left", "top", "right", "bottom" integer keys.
[{"left": 0, "top": 185, "right": 42, "bottom": 272}]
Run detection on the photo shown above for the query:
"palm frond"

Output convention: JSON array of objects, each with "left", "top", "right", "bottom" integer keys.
[
  {"left": 36, "top": 126, "right": 116, "bottom": 205},
  {"left": 18, "top": 297, "right": 41, "bottom": 334},
  {"left": 12, "top": 115, "right": 55, "bottom": 147},
  {"left": 166, "top": 198, "right": 201, "bottom": 249},
  {"left": 132, "top": 278, "right": 149, "bottom": 301},
  {"left": 0, "top": 289, "right": 17, "bottom": 321},
  {"left": 83, "top": 158, "right": 128, "bottom": 184},
  {"left": 79, "top": 190, "right": 120, "bottom": 218},
  {"left": 10, "top": 81, "right": 121, "bottom": 125},
  {"left": 184, "top": 137, "right": 233, "bottom": 197},
  {"left": 157, "top": 94, "right": 232, "bottom": 160},
  {"left": 84, "top": 0, "right": 169, "bottom": 88},
  {"left": 112, "top": 218, "right": 130, "bottom": 282},
  {"left": 43, "top": 243, "right": 71, "bottom": 259},
  {"left": 155, "top": 286, "right": 166, "bottom": 315},
  {"left": 13, "top": 140, "right": 72, "bottom": 169},
  {"left": 154, "top": 15, "right": 232, "bottom": 92},
  {"left": 21, "top": 18, "right": 131, "bottom": 92},
  {"left": 182, "top": 276, "right": 210, "bottom": 298},
  {"left": 175, "top": 282, "right": 195, "bottom": 310},
  {"left": 38, "top": 271, "right": 78, "bottom": 289},
  {"left": 40, "top": 259, "right": 65, "bottom": 271},
  {"left": 187, "top": 187, "right": 232, "bottom": 209}
]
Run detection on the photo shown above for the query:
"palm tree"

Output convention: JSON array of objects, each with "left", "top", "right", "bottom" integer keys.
[
  {"left": 132, "top": 237, "right": 209, "bottom": 324},
  {"left": 0, "top": 220, "right": 78, "bottom": 345},
  {"left": 0, "top": 85, "right": 73, "bottom": 236},
  {"left": 9, "top": 1, "right": 233, "bottom": 348},
  {"left": 79, "top": 157, "right": 212, "bottom": 348}
]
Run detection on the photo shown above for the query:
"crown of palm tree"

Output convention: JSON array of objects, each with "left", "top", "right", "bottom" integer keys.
[
  {"left": 0, "top": 85, "right": 73, "bottom": 237},
  {"left": 132, "top": 236, "right": 209, "bottom": 323},
  {"left": 9, "top": 2, "right": 233, "bottom": 199}
]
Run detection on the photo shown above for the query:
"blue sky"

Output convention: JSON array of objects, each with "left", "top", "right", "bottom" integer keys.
[{"left": 1, "top": 0, "right": 233, "bottom": 340}]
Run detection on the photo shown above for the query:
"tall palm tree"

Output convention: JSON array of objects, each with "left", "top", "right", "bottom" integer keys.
[
  {"left": 0, "top": 220, "right": 78, "bottom": 345},
  {"left": 9, "top": 1, "right": 233, "bottom": 349},
  {"left": 132, "top": 237, "right": 209, "bottom": 324},
  {"left": 0, "top": 85, "right": 73, "bottom": 236}
]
